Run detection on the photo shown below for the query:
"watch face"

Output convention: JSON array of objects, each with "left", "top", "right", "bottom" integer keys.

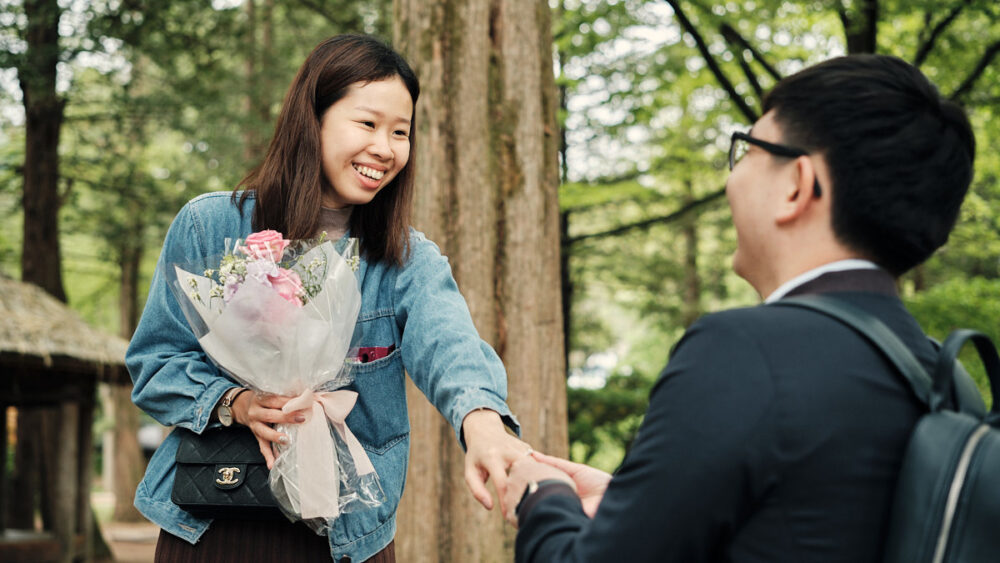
[{"left": 219, "top": 405, "right": 233, "bottom": 426}]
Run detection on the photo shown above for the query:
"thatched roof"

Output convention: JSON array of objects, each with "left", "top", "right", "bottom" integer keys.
[{"left": 0, "top": 276, "right": 128, "bottom": 370}]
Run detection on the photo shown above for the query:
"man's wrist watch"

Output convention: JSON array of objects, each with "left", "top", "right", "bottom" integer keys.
[{"left": 218, "top": 387, "right": 247, "bottom": 427}]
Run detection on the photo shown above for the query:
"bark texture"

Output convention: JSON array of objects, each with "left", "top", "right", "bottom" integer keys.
[
  {"left": 20, "top": 0, "right": 66, "bottom": 301},
  {"left": 394, "top": 1, "right": 567, "bottom": 560},
  {"left": 11, "top": 0, "right": 66, "bottom": 537},
  {"left": 244, "top": 0, "right": 275, "bottom": 163},
  {"left": 111, "top": 152, "right": 146, "bottom": 523}
]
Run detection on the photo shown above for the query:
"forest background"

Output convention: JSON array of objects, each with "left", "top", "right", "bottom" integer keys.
[{"left": 2, "top": 0, "right": 999, "bottom": 561}]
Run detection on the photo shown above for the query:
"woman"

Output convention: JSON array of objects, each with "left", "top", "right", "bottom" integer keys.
[{"left": 127, "top": 34, "right": 529, "bottom": 562}]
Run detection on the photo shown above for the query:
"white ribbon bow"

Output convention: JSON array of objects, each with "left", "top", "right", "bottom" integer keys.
[{"left": 281, "top": 389, "right": 375, "bottom": 519}]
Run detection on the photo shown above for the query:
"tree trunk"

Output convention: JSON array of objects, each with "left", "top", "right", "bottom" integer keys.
[
  {"left": 394, "top": 1, "right": 567, "bottom": 561},
  {"left": 12, "top": 0, "right": 65, "bottom": 537},
  {"left": 109, "top": 385, "right": 145, "bottom": 522},
  {"left": 841, "top": 0, "right": 879, "bottom": 54},
  {"left": 244, "top": 0, "right": 275, "bottom": 163},
  {"left": 911, "top": 263, "right": 926, "bottom": 293},
  {"left": 560, "top": 210, "right": 572, "bottom": 371},
  {"left": 118, "top": 213, "right": 143, "bottom": 341},
  {"left": 557, "top": 31, "right": 571, "bottom": 371},
  {"left": 20, "top": 0, "right": 66, "bottom": 301},
  {"left": 110, "top": 208, "right": 146, "bottom": 522},
  {"left": 8, "top": 410, "right": 38, "bottom": 529},
  {"left": 244, "top": 0, "right": 258, "bottom": 163}
]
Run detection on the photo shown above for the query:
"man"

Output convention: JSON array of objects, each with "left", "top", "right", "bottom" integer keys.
[{"left": 505, "top": 55, "right": 977, "bottom": 562}]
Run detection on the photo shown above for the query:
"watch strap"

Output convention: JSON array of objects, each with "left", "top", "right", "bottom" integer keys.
[
  {"left": 221, "top": 386, "right": 244, "bottom": 408},
  {"left": 217, "top": 387, "right": 245, "bottom": 426}
]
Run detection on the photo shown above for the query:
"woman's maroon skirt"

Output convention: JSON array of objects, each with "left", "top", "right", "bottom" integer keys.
[{"left": 154, "top": 518, "right": 395, "bottom": 562}]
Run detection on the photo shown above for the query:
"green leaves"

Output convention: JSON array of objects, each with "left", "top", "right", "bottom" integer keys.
[
  {"left": 559, "top": 0, "right": 1000, "bottom": 468},
  {"left": 906, "top": 277, "right": 1000, "bottom": 405}
]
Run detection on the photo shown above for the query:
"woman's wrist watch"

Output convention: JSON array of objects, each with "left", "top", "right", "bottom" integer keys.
[{"left": 217, "top": 387, "right": 247, "bottom": 427}]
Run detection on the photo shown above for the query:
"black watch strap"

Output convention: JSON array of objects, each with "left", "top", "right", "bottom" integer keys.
[{"left": 229, "top": 387, "right": 249, "bottom": 404}]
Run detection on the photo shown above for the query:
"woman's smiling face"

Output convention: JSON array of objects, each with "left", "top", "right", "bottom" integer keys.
[{"left": 319, "top": 76, "right": 413, "bottom": 209}]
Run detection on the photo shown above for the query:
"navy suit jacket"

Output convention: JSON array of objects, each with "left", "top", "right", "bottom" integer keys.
[{"left": 516, "top": 269, "right": 939, "bottom": 563}]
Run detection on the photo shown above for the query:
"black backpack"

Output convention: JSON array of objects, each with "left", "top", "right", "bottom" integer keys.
[{"left": 775, "top": 294, "right": 998, "bottom": 563}]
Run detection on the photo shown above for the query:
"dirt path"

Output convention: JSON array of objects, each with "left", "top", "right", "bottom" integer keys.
[{"left": 100, "top": 520, "right": 158, "bottom": 562}]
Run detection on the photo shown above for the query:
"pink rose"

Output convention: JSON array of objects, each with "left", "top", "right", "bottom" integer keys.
[
  {"left": 243, "top": 230, "right": 291, "bottom": 262},
  {"left": 268, "top": 268, "right": 304, "bottom": 307}
]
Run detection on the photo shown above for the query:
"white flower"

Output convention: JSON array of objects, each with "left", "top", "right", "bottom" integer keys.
[
  {"left": 245, "top": 259, "right": 278, "bottom": 285},
  {"left": 223, "top": 281, "right": 240, "bottom": 302},
  {"left": 222, "top": 274, "right": 243, "bottom": 302}
]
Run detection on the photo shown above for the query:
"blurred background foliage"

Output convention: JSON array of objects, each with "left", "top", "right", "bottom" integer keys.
[{"left": 2, "top": 0, "right": 998, "bottom": 475}]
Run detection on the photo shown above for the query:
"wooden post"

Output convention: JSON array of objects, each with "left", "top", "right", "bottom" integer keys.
[
  {"left": 77, "top": 394, "right": 95, "bottom": 562},
  {"left": 0, "top": 406, "right": 7, "bottom": 533},
  {"left": 54, "top": 401, "right": 78, "bottom": 563}
]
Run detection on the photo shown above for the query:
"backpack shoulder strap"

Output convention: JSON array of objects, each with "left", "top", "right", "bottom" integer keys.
[{"left": 772, "top": 294, "right": 933, "bottom": 408}]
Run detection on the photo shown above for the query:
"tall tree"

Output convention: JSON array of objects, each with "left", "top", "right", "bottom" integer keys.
[
  {"left": 19, "top": 0, "right": 65, "bottom": 300},
  {"left": 393, "top": 0, "right": 567, "bottom": 560},
  {"left": 6, "top": 0, "right": 66, "bottom": 536},
  {"left": 6, "top": 3, "right": 115, "bottom": 555},
  {"left": 244, "top": 0, "right": 276, "bottom": 163}
]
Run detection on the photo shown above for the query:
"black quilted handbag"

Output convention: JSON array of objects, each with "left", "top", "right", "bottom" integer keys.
[{"left": 171, "top": 425, "right": 283, "bottom": 519}]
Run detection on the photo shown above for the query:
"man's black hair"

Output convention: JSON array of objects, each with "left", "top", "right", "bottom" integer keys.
[{"left": 762, "top": 54, "right": 976, "bottom": 275}]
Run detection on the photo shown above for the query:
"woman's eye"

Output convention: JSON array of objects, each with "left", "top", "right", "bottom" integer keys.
[
  {"left": 394, "top": 130, "right": 409, "bottom": 138},
  {"left": 360, "top": 121, "right": 375, "bottom": 128}
]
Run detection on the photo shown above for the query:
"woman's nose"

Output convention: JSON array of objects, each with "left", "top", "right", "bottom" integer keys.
[{"left": 368, "top": 133, "right": 392, "bottom": 159}]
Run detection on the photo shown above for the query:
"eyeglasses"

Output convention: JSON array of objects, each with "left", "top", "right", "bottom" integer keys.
[{"left": 729, "top": 131, "right": 822, "bottom": 197}]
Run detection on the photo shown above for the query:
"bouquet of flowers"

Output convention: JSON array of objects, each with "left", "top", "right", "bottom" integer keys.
[{"left": 167, "top": 229, "right": 383, "bottom": 534}]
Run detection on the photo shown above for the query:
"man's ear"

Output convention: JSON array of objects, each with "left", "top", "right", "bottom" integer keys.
[{"left": 775, "top": 156, "right": 817, "bottom": 225}]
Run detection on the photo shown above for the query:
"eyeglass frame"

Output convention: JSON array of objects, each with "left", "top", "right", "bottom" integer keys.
[{"left": 728, "top": 131, "right": 822, "bottom": 198}]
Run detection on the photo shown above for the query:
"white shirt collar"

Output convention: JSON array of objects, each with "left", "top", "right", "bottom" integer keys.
[{"left": 763, "top": 259, "right": 882, "bottom": 303}]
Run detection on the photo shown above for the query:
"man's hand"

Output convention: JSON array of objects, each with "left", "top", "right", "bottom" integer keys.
[
  {"left": 461, "top": 409, "right": 532, "bottom": 513},
  {"left": 503, "top": 456, "right": 575, "bottom": 527},
  {"left": 531, "top": 451, "right": 611, "bottom": 518}
]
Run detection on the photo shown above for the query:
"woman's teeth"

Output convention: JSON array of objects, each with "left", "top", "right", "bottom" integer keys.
[{"left": 354, "top": 164, "right": 385, "bottom": 180}]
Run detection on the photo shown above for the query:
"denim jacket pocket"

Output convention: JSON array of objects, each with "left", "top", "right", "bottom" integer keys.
[{"left": 346, "top": 348, "right": 409, "bottom": 454}]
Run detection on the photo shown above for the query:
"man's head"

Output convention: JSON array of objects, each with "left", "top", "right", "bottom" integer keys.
[{"left": 757, "top": 55, "right": 975, "bottom": 276}]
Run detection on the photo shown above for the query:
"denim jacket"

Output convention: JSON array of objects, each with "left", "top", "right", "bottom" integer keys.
[{"left": 127, "top": 192, "right": 519, "bottom": 561}]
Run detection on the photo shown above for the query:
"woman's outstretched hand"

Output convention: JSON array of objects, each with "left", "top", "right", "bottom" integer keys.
[{"left": 461, "top": 409, "right": 533, "bottom": 513}]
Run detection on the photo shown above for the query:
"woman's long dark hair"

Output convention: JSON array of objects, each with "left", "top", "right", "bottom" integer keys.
[{"left": 235, "top": 34, "right": 420, "bottom": 266}]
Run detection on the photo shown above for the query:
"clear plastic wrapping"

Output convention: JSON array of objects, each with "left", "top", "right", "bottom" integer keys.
[{"left": 167, "top": 232, "right": 384, "bottom": 535}]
